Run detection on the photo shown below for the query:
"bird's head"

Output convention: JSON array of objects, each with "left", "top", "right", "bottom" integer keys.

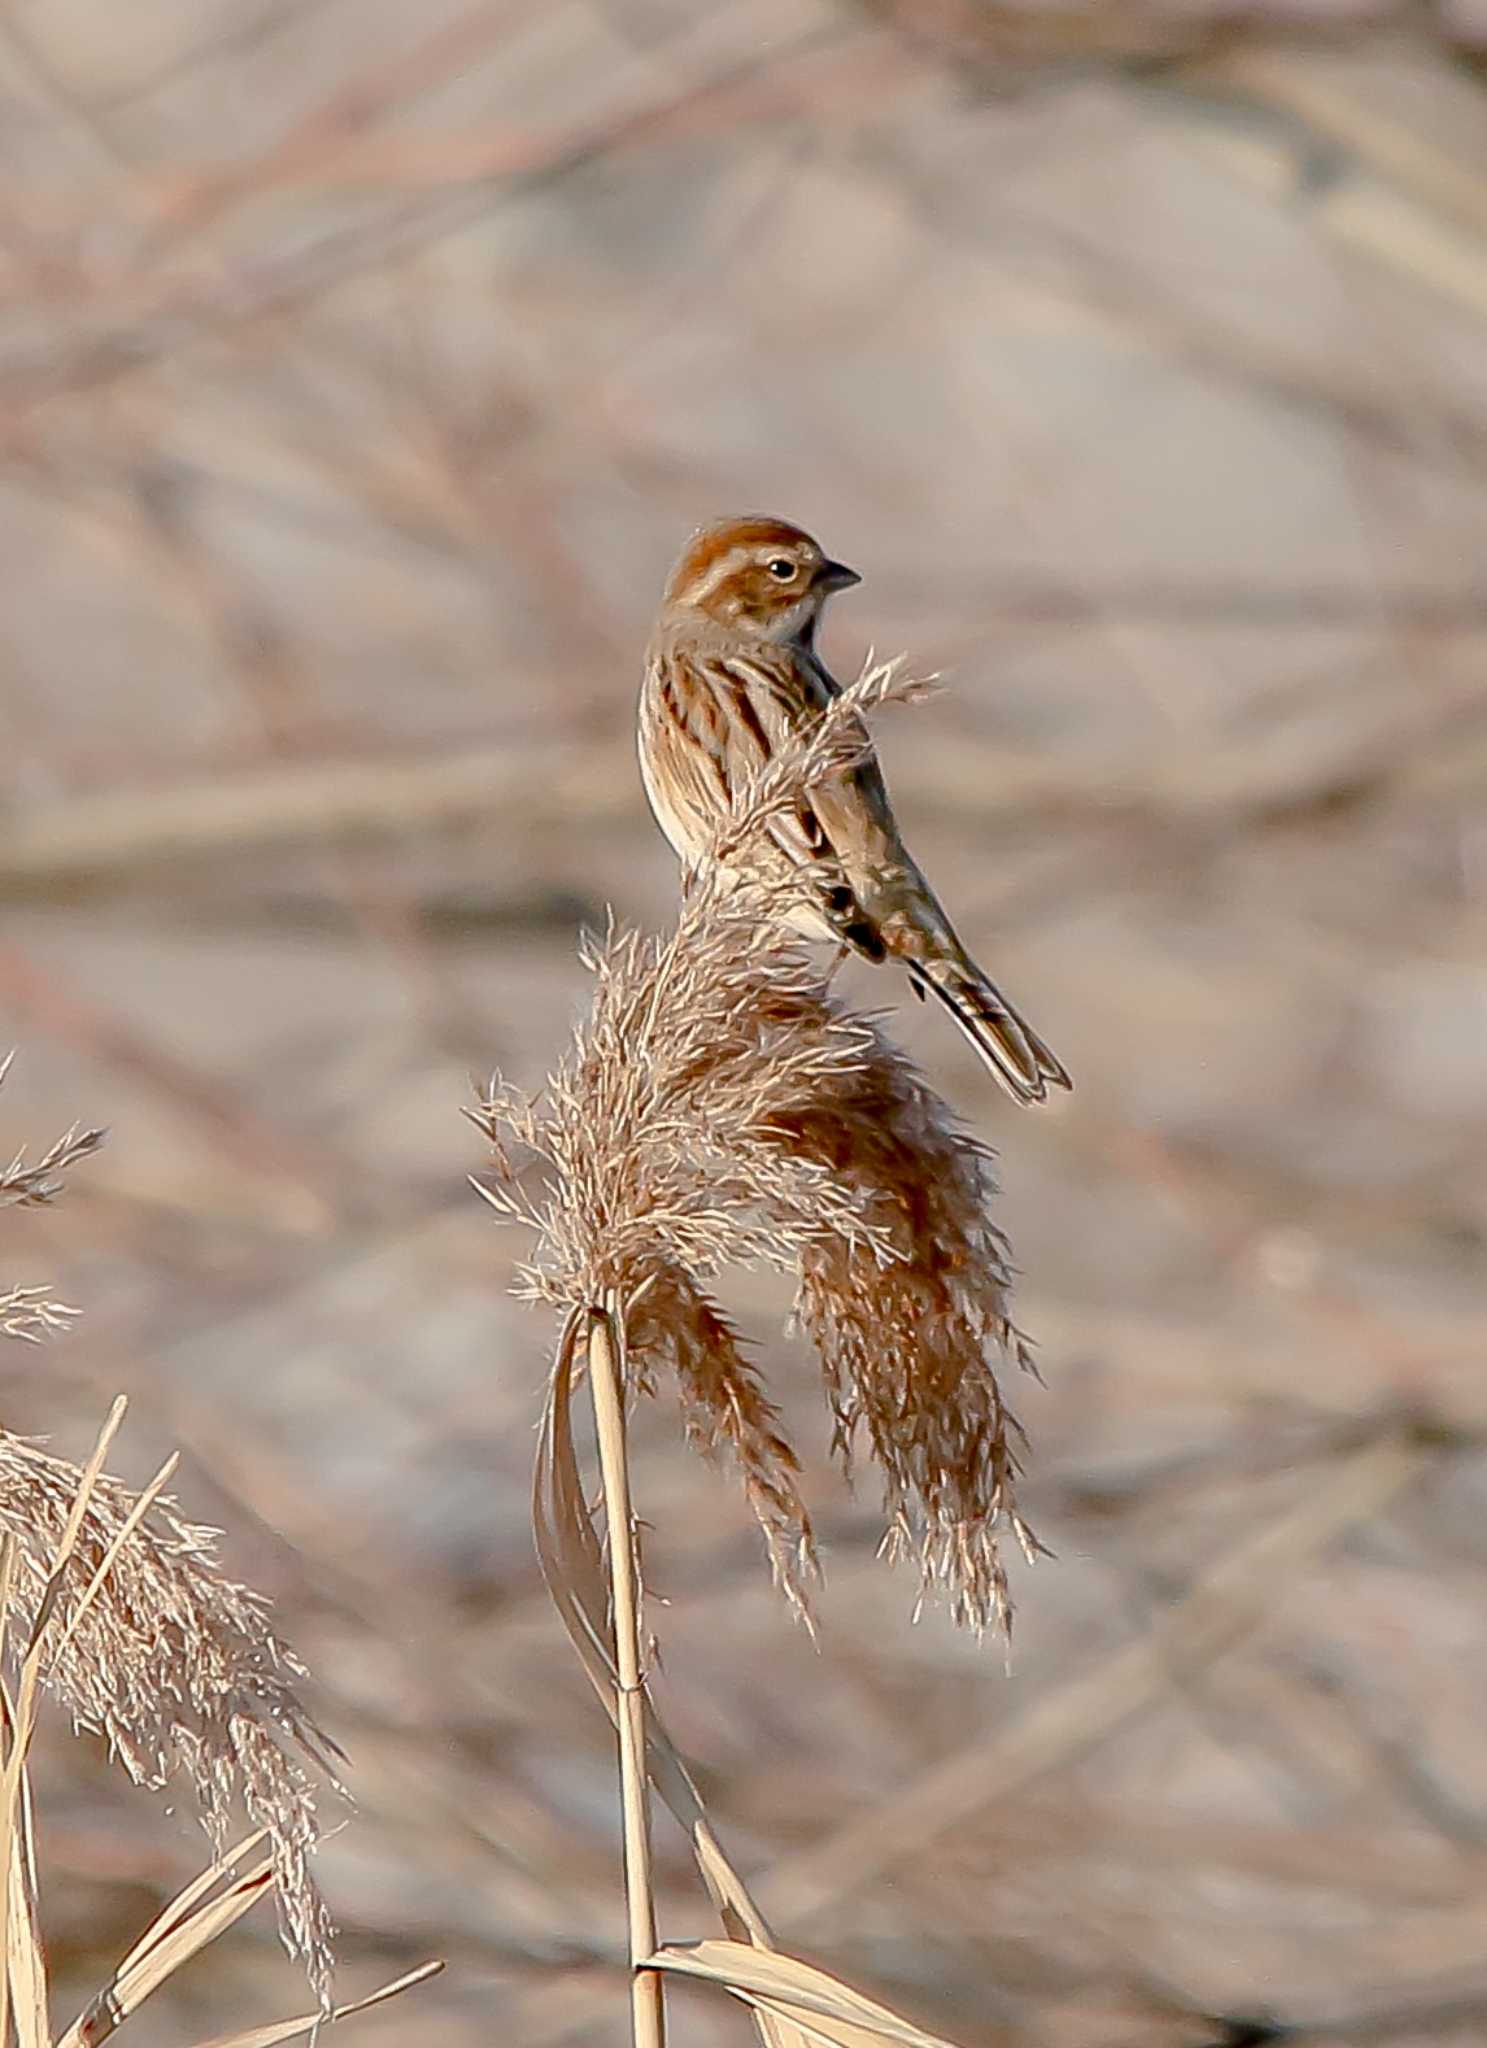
[{"left": 661, "top": 516, "right": 860, "bottom": 644}]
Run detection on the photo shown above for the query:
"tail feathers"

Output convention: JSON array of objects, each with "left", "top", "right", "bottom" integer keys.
[{"left": 910, "top": 957, "right": 1072, "bottom": 1107}]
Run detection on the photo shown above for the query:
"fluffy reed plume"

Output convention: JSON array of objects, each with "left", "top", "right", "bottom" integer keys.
[
  {"left": 0, "top": 1432, "right": 343, "bottom": 2000},
  {"left": 0, "top": 1402, "right": 441, "bottom": 2048},
  {"left": 0, "top": 1059, "right": 342, "bottom": 2008},
  {"left": 477, "top": 661, "right": 1041, "bottom": 1635}
]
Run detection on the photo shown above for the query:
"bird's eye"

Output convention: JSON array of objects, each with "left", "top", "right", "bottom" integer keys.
[{"left": 767, "top": 557, "right": 795, "bottom": 581}]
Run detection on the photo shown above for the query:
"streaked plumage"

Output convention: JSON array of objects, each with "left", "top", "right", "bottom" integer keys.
[{"left": 638, "top": 515, "right": 1071, "bottom": 1106}]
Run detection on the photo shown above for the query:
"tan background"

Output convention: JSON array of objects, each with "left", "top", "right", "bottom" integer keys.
[{"left": 3, "top": 4, "right": 1487, "bottom": 2043}]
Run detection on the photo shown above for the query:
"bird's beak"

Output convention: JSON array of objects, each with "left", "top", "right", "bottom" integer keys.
[{"left": 816, "top": 560, "right": 861, "bottom": 594}]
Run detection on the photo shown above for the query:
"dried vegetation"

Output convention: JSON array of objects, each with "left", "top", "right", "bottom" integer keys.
[
  {"left": 478, "top": 661, "right": 1040, "bottom": 1637},
  {"left": 0, "top": 1061, "right": 439, "bottom": 2044},
  {"left": 478, "top": 666, "right": 1045, "bottom": 2043}
]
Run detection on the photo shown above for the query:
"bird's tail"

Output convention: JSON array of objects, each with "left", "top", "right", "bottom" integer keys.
[{"left": 909, "top": 949, "right": 1072, "bottom": 1107}]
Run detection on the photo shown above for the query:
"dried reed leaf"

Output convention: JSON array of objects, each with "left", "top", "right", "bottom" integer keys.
[
  {"left": 57, "top": 1851, "right": 276, "bottom": 2048},
  {"left": 112, "top": 1828, "right": 271, "bottom": 1983},
  {"left": 0, "top": 1540, "right": 44, "bottom": 2048},
  {"left": 182, "top": 1958, "right": 445, "bottom": 2048},
  {"left": 126, "top": 1861, "right": 273, "bottom": 2005},
  {"left": 3, "top": 1717, "right": 47, "bottom": 2048},
  {"left": 645, "top": 1939, "right": 964, "bottom": 2048},
  {"left": 5, "top": 1810, "right": 47, "bottom": 2048},
  {"left": 0, "top": 1540, "right": 37, "bottom": 2048}
]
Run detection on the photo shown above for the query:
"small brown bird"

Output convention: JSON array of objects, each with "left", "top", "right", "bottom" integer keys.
[{"left": 638, "top": 515, "right": 1071, "bottom": 1106}]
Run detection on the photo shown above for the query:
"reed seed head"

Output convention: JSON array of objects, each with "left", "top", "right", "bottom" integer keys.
[{"left": 478, "top": 661, "right": 1041, "bottom": 1634}]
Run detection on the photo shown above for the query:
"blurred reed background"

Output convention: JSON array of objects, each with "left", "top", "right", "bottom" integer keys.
[{"left": 2, "top": 2, "right": 1487, "bottom": 2043}]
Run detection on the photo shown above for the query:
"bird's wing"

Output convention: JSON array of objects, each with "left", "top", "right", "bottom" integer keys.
[{"left": 662, "top": 645, "right": 888, "bottom": 962}]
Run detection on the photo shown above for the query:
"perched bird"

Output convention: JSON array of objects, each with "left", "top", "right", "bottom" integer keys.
[{"left": 638, "top": 515, "right": 1071, "bottom": 1106}]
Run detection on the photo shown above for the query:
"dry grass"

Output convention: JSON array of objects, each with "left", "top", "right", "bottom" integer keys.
[
  {"left": 0, "top": 1062, "right": 439, "bottom": 2043},
  {"left": 0, "top": 1423, "right": 342, "bottom": 2000},
  {"left": 0, "top": 1399, "right": 442, "bottom": 2046}
]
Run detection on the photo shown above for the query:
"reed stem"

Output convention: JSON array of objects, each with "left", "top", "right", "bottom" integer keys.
[{"left": 588, "top": 1305, "right": 666, "bottom": 2048}]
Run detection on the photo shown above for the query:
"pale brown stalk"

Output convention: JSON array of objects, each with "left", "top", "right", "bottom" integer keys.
[{"left": 588, "top": 1306, "right": 666, "bottom": 2048}]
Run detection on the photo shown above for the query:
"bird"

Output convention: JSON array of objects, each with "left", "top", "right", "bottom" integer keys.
[{"left": 637, "top": 514, "right": 1071, "bottom": 1106}]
